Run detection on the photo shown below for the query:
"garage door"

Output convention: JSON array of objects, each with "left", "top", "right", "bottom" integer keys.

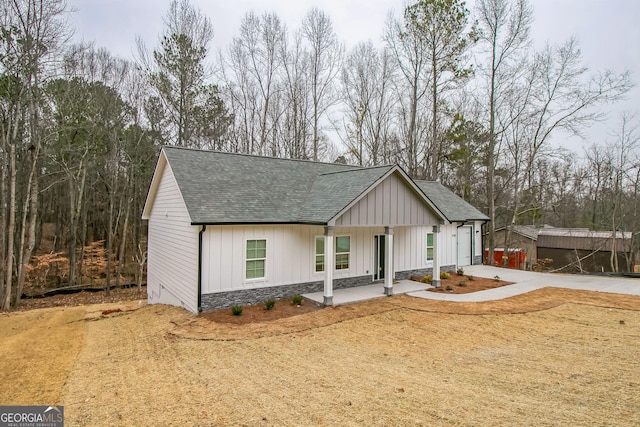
[{"left": 457, "top": 226, "right": 472, "bottom": 266}]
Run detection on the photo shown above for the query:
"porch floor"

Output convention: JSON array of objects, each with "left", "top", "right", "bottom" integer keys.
[{"left": 303, "top": 280, "right": 429, "bottom": 306}]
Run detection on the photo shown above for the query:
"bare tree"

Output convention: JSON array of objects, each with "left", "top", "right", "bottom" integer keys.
[
  {"left": 221, "top": 12, "right": 286, "bottom": 155},
  {"left": 602, "top": 114, "right": 639, "bottom": 271},
  {"left": 385, "top": 12, "right": 430, "bottom": 177},
  {"left": 301, "top": 7, "right": 343, "bottom": 161},
  {"left": 341, "top": 41, "right": 397, "bottom": 166},
  {"left": 1, "top": 0, "right": 70, "bottom": 309},
  {"left": 279, "top": 29, "right": 312, "bottom": 159},
  {"left": 475, "top": 0, "right": 533, "bottom": 265},
  {"left": 498, "top": 39, "right": 632, "bottom": 265}
]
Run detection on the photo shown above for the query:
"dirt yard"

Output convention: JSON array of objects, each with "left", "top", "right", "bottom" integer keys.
[{"left": 1, "top": 287, "right": 639, "bottom": 426}]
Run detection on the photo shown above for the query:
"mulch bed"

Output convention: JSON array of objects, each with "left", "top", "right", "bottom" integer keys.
[
  {"left": 199, "top": 297, "right": 324, "bottom": 324},
  {"left": 410, "top": 273, "right": 512, "bottom": 294}
]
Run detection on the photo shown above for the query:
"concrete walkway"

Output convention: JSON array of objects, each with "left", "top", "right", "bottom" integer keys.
[
  {"left": 304, "top": 280, "right": 426, "bottom": 305},
  {"left": 303, "top": 265, "right": 640, "bottom": 306},
  {"left": 414, "top": 265, "right": 640, "bottom": 302}
]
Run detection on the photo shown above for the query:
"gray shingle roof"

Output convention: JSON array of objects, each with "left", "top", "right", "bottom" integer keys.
[
  {"left": 414, "top": 181, "right": 489, "bottom": 222},
  {"left": 159, "top": 147, "right": 487, "bottom": 225},
  {"left": 298, "top": 166, "right": 395, "bottom": 223},
  {"left": 164, "top": 147, "right": 390, "bottom": 224}
]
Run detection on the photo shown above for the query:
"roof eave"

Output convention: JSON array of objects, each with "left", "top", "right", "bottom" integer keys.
[
  {"left": 141, "top": 149, "right": 166, "bottom": 220},
  {"left": 190, "top": 220, "right": 328, "bottom": 226}
]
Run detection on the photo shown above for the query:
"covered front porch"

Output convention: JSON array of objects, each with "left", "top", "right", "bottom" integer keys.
[
  {"left": 319, "top": 224, "right": 443, "bottom": 306},
  {"left": 305, "top": 279, "right": 429, "bottom": 306}
]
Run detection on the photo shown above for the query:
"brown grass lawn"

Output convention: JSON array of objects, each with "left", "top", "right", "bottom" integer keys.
[{"left": 1, "top": 288, "right": 640, "bottom": 426}]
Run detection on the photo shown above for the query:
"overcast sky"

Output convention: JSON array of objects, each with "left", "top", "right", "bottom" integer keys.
[{"left": 67, "top": 0, "right": 639, "bottom": 151}]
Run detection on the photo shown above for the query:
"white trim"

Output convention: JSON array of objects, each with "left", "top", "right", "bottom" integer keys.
[
  {"left": 313, "top": 235, "right": 325, "bottom": 274},
  {"left": 335, "top": 235, "right": 351, "bottom": 271},
  {"left": 426, "top": 231, "right": 434, "bottom": 262},
  {"left": 141, "top": 150, "right": 168, "bottom": 220},
  {"left": 244, "top": 238, "right": 267, "bottom": 282},
  {"left": 313, "top": 234, "right": 352, "bottom": 272}
]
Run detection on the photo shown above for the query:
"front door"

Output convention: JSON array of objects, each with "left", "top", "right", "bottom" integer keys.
[{"left": 374, "top": 235, "right": 385, "bottom": 281}]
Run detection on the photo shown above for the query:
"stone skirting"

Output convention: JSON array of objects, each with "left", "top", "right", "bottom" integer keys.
[
  {"left": 394, "top": 265, "right": 456, "bottom": 280},
  {"left": 200, "top": 274, "right": 373, "bottom": 311}
]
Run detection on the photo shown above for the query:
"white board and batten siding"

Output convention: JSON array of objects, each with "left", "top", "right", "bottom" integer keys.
[
  {"left": 474, "top": 221, "right": 484, "bottom": 261},
  {"left": 201, "top": 223, "right": 457, "bottom": 295},
  {"left": 394, "top": 224, "right": 458, "bottom": 272},
  {"left": 334, "top": 172, "right": 439, "bottom": 227},
  {"left": 201, "top": 225, "right": 388, "bottom": 294},
  {"left": 146, "top": 162, "right": 199, "bottom": 313},
  {"left": 453, "top": 222, "right": 485, "bottom": 267}
]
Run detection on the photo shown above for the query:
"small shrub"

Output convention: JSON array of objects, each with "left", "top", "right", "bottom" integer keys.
[
  {"left": 231, "top": 305, "right": 243, "bottom": 316},
  {"left": 421, "top": 275, "right": 433, "bottom": 284},
  {"left": 456, "top": 267, "right": 464, "bottom": 276},
  {"left": 467, "top": 275, "right": 475, "bottom": 281},
  {"left": 264, "top": 299, "right": 276, "bottom": 310},
  {"left": 458, "top": 280, "right": 467, "bottom": 287},
  {"left": 445, "top": 285, "right": 453, "bottom": 291},
  {"left": 440, "top": 271, "right": 451, "bottom": 280},
  {"left": 494, "top": 275, "right": 501, "bottom": 282},
  {"left": 291, "top": 294, "right": 303, "bottom": 305}
]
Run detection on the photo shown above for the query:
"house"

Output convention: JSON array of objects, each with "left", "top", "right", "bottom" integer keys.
[{"left": 142, "top": 147, "right": 489, "bottom": 313}]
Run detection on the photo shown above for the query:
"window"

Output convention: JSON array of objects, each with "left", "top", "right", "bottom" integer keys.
[
  {"left": 335, "top": 236, "right": 350, "bottom": 270},
  {"left": 426, "top": 233, "right": 434, "bottom": 261},
  {"left": 314, "top": 235, "right": 351, "bottom": 272},
  {"left": 246, "top": 239, "right": 266, "bottom": 279},
  {"left": 315, "top": 237, "right": 325, "bottom": 272}
]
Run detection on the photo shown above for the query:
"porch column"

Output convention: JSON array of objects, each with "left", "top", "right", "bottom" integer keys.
[
  {"left": 384, "top": 226, "right": 394, "bottom": 295},
  {"left": 323, "top": 226, "right": 335, "bottom": 306},
  {"left": 432, "top": 225, "right": 441, "bottom": 288}
]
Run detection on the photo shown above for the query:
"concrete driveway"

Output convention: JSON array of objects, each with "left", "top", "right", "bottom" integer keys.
[{"left": 408, "top": 265, "right": 640, "bottom": 302}]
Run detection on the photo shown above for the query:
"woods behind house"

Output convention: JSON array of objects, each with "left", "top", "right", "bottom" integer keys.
[{"left": 0, "top": 0, "right": 637, "bottom": 309}]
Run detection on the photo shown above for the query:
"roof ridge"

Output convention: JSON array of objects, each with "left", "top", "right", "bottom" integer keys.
[
  {"left": 318, "top": 164, "right": 394, "bottom": 176},
  {"left": 162, "top": 145, "right": 361, "bottom": 169}
]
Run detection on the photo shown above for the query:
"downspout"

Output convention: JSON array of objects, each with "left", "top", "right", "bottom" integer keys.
[
  {"left": 198, "top": 224, "right": 206, "bottom": 312},
  {"left": 482, "top": 222, "right": 487, "bottom": 265}
]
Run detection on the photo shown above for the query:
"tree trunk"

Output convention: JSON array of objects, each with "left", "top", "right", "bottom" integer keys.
[
  {"left": 115, "top": 196, "right": 131, "bottom": 287},
  {"left": 15, "top": 149, "right": 39, "bottom": 308},
  {"left": 486, "top": 58, "right": 497, "bottom": 266},
  {"left": 2, "top": 142, "right": 17, "bottom": 310},
  {"left": 430, "top": 47, "right": 438, "bottom": 181},
  {"left": 0, "top": 118, "right": 7, "bottom": 301}
]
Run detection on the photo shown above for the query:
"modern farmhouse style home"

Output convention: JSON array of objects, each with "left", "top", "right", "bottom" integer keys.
[{"left": 142, "top": 147, "right": 488, "bottom": 313}]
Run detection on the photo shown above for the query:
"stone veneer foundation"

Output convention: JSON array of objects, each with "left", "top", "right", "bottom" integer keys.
[{"left": 200, "top": 266, "right": 457, "bottom": 311}]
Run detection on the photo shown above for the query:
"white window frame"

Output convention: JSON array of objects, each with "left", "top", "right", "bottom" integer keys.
[
  {"left": 245, "top": 238, "right": 267, "bottom": 281},
  {"left": 426, "top": 232, "right": 434, "bottom": 262},
  {"left": 313, "top": 235, "right": 351, "bottom": 272},
  {"left": 314, "top": 236, "right": 325, "bottom": 273},
  {"left": 335, "top": 235, "right": 351, "bottom": 270}
]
